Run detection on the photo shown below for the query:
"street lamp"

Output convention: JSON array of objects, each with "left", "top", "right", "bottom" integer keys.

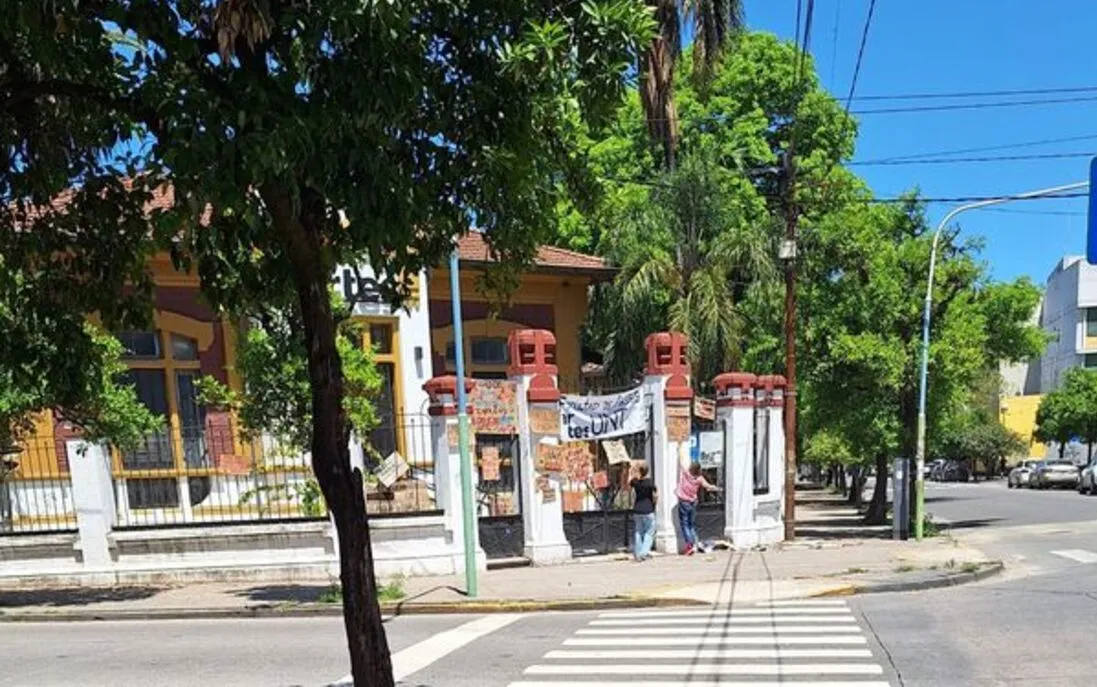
[{"left": 913, "top": 181, "right": 1089, "bottom": 540}]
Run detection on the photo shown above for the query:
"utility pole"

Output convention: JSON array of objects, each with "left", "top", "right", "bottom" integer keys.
[
  {"left": 781, "top": 152, "right": 799, "bottom": 542},
  {"left": 448, "top": 249, "right": 478, "bottom": 596}
]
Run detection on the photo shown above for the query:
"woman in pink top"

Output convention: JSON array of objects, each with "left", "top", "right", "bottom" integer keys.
[{"left": 677, "top": 462, "right": 718, "bottom": 555}]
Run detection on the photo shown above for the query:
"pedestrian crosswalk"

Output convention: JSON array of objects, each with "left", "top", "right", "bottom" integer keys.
[{"left": 507, "top": 599, "right": 892, "bottom": 686}]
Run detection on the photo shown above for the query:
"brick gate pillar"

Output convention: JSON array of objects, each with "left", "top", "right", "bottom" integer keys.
[
  {"left": 424, "top": 375, "right": 487, "bottom": 571},
  {"left": 644, "top": 332, "right": 692, "bottom": 554},
  {"left": 508, "top": 330, "right": 572, "bottom": 564},
  {"left": 714, "top": 372, "right": 758, "bottom": 549}
]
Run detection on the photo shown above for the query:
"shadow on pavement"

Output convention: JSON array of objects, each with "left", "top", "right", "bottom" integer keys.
[
  {"left": 938, "top": 517, "right": 1005, "bottom": 530},
  {"left": 0, "top": 585, "right": 163, "bottom": 607},
  {"left": 234, "top": 584, "right": 331, "bottom": 603}
]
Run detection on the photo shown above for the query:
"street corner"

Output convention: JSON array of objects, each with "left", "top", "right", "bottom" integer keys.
[{"left": 826, "top": 559, "right": 1005, "bottom": 597}]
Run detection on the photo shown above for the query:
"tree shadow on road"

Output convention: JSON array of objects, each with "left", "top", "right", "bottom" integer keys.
[{"left": 0, "top": 586, "right": 163, "bottom": 607}]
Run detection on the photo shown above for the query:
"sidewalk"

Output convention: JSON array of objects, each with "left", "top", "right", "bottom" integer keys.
[{"left": 0, "top": 491, "right": 997, "bottom": 619}]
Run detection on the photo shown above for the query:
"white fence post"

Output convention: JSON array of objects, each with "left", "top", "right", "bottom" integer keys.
[
  {"left": 714, "top": 373, "right": 759, "bottom": 550},
  {"left": 643, "top": 332, "right": 692, "bottom": 555},
  {"left": 509, "top": 329, "right": 571, "bottom": 564},
  {"left": 66, "top": 441, "right": 116, "bottom": 567}
]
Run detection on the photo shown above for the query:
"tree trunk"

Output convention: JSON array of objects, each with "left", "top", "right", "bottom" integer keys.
[
  {"left": 267, "top": 187, "right": 393, "bottom": 687},
  {"left": 1060, "top": 441, "right": 1066, "bottom": 459},
  {"left": 864, "top": 454, "right": 889, "bottom": 525}
]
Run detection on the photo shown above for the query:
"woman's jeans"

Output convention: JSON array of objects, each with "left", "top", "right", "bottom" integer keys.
[
  {"left": 633, "top": 513, "right": 656, "bottom": 559},
  {"left": 678, "top": 500, "right": 699, "bottom": 548}
]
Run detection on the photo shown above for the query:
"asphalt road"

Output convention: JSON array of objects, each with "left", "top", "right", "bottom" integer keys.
[{"left": 848, "top": 479, "right": 1097, "bottom": 686}]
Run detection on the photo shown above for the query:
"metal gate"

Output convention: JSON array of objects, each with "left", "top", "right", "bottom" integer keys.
[
  {"left": 562, "top": 401, "right": 654, "bottom": 557},
  {"left": 475, "top": 433, "right": 524, "bottom": 559},
  {"left": 695, "top": 415, "right": 726, "bottom": 542}
]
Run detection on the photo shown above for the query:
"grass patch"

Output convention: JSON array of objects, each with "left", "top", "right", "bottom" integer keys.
[
  {"left": 317, "top": 575, "right": 407, "bottom": 604},
  {"left": 846, "top": 566, "right": 868, "bottom": 574},
  {"left": 894, "top": 563, "right": 918, "bottom": 573},
  {"left": 960, "top": 562, "right": 981, "bottom": 574},
  {"left": 922, "top": 514, "right": 941, "bottom": 538}
]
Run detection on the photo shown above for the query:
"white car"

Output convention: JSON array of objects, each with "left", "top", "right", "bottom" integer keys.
[
  {"left": 1080, "top": 461, "right": 1097, "bottom": 495},
  {"left": 1008, "top": 460, "right": 1038, "bottom": 488}
]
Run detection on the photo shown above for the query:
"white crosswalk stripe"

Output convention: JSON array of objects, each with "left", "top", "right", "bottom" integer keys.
[
  {"left": 507, "top": 600, "right": 893, "bottom": 686},
  {"left": 1050, "top": 548, "right": 1097, "bottom": 563}
]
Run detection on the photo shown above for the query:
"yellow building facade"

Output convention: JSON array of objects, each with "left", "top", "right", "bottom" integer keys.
[{"left": 999, "top": 394, "right": 1047, "bottom": 460}]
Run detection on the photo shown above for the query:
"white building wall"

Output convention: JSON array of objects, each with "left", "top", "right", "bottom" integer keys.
[
  {"left": 1040, "top": 256, "right": 1086, "bottom": 392},
  {"left": 332, "top": 264, "right": 431, "bottom": 420}
]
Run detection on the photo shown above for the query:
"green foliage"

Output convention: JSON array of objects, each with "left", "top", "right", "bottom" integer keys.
[
  {"left": 935, "top": 418, "right": 1027, "bottom": 466},
  {"left": 196, "top": 297, "right": 382, "bottom": 455},
  {"left": 1035, "top": 367, "right": 1097, "bottom": 452},
  {"left": 0, "top": 321, "right": 161, "bottom": 452},
  {"left": 239, "top": 478, "right": 326, "bottom": 518}
]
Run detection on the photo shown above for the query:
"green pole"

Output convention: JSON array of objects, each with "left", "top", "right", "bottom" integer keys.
[{"left": 449, "top": 248, "right": 478, "bottom": 597}]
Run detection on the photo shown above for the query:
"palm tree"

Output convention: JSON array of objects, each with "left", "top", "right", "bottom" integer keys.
[
  {"left": 640, "top": 0, "right": 745, "bottom": 170},
  {"left": 603, "top": 150, "right": 772, "bottom": 384}
]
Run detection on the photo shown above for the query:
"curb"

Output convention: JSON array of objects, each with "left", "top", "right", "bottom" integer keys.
[
  {"left": 811, "top": 561, "right": 1004, "bottom": 597},
  {"left": 0, "top": 595, "right": 708, "bottom": 623}
]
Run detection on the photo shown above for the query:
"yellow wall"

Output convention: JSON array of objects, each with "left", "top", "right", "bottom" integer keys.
[
  {"left": 429, "top": 269, "right": 591, "bottom": 386},
  {"left": 1000, "top": 394, "right": 1047, "bottom": 460}
]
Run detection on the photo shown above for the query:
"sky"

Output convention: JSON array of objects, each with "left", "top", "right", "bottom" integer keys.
[{"left": 744, "top": 0, "right": 1097, "bottom": 285}]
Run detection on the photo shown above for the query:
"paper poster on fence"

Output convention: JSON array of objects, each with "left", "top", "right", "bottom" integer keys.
[
  {"left": 602, "top": 439, "right": 631, "bottom": 465},
  {"left": 375, "top": 451, "right": 409, "bottom": 488},
  {"left": 480, "top": 446, "right": 501, "bottom": 481},
  {"left": 559, "top": 387, "right": 646, "bottom": 441}
]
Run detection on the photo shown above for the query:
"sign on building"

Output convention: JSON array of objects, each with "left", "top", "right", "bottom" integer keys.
[{"left": 559, "top": 388, "right": 646, "bottom": 441}]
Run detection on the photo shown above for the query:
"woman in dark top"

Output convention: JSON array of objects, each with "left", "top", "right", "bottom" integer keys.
[{"left": 631, "top": 464, "right": 657, "bottom": 561}]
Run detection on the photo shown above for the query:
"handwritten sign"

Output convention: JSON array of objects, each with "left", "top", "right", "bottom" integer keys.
[
  {"left": 562, "top": 489, "right": 585, "bottom": 513},
  {"left": 559, "top": 388, "right": 645, "bottom": 441},
  {"left": 602, "top": 439, "right": 631, "bottom": 465},
  {"left": 591, "top": 470, "right": 609, "bottom": 490},
  {"left": 480, "top": 446, "right": 500, "bottom": 481},
  {"left": 529, "top": 407, "right": 558, "bottom": 435},
  {"left": 469, "top": 380, "right": 518, "bottom": 434},
  {"left": 694, "top": 397, "right": 716, "bottom": 421},
  {"left": 536, "top": 443, "right": 564, "bottom": 473},
  {"left": 667, "top": 404, "right": 690, "bottom": 418},
  {"left": 375, "top": 452, "right": 409, "bottom": 488},
  {"left": 667, "top": 415, "right": 690, "bottom": 443},
  {"left": 562, "top": 442, "right": 594, "bottom": 483}
]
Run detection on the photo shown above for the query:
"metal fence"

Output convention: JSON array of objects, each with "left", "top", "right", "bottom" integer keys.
[
  {"left": 0, "top": 435, "right": 76, "bottom": 534},
  {"left": 116, "top": 416, "right": 440, "bottom": 528}
]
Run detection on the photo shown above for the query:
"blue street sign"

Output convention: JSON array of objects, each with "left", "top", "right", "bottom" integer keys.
[{"left": 1088, "top": 157, "right": 1097, "bottom": 264}]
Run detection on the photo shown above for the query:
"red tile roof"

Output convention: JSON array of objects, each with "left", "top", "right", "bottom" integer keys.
[{"left": 456, "top": 232, "right": 614, "bottom": 277}]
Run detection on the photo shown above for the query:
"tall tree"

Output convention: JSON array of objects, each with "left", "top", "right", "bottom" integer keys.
[
  {"left": 3, "top": 3, "right": 652, "bottom": 684},
  {"left": 640, "top": 0, "right": 745, "bottom": 169},
  {"left": 800, "top": 198, "right": 1045, "bottom": 523}
]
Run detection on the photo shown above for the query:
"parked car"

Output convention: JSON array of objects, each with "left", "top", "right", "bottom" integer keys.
[
  {"left": 1030, "top": 460, "right": 1080, "bottom": 490},
  {"left": 936, "top": 460, "right": 971, "bottom": 483},
  {"left": 1008, "top": 461, "right": 1038, "bottom": 488},
  {"left": 1079, "top": 461, "right": 1097, "bottom": 495},
  {"left": 927, "top": 459, "right": 947, "bottom": 481}
]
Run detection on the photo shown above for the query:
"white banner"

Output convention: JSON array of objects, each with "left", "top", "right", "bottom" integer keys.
[{"left": 560, "top": 388, "right": 646, "bottom": 441}]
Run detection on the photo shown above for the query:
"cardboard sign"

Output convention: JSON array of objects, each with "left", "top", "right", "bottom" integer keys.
[
  {"left": 536, "top": 475, "right": 556, "bottom": 503},
  {"left": 479, "top": 446, "right": 500, "bottom": 481},
  {"left": 602, "top": 439, "right": 631, "bottom": 465},
  {"left": 667, "top": 404, "right": 691, "bottom": 418},
  {"left": 694, "top": 397, "right": 716, "bottom": 421},
  {"left": 562, "top": 489, "right": 585, "bottom": 513},
  {"left": 536, "top": 443, "right": 564, "bottom": 473},
  {"left": 529, "top": 407, "right": 558, "bottom": 435},
  {"left": 559, "top": 387, "right": 646, "bottom": 441},
  {"left": 469, "top": 380, "right": 518, "bottom": 434},
  {"left": 628, "top": 459, "right": 648, "bottom": 481},
  {"left": 591, "top": 470, "right": 609, "bottom": 490},
  {"left": 375, "top": 452, "right": 409, "bottom": 488},
  {"left": 667, "top": 415, "right": 691, "bottom": 443},
  {"left": 561, "top": 442, "right": 594, "bottom": 483}
]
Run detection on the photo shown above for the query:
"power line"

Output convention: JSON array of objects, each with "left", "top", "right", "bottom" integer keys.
[
  {"left": 854, "top": 132, "right": 1097, "bottom": 163},
  {"left": 851, "top": 93, "right": 1097, "bottom": 115},
  {"left": 849, "top": 151, "right": 1097, "bottom": 167},
  {"left": 844, "top": 0, "right": 877, "bottom": 113},
  {"left": 853, "top": 84, "right": 1097, "bottom": 102},
  {"left": 983, "top": 207, "right": 1084, "bottom": 217}
]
